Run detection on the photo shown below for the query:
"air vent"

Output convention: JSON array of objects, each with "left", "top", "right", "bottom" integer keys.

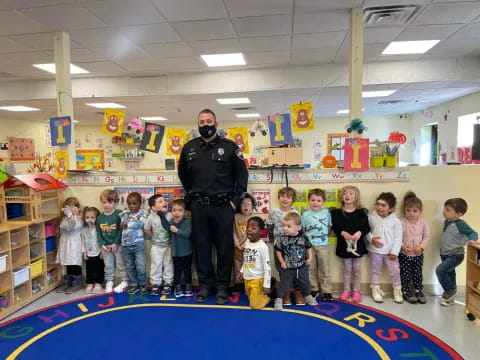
[
  {"left": 378, "top": 100, "right": 405, "bottom": 105},
  {"left": 231, "top": 106, "right": 255, "bottom": 111},
  {"left": 364, "top": 5, "right": 421, "bottom": 26}
]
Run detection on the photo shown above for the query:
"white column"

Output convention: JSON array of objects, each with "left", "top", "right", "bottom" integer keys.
[{"left": 349, "top": 8, "right": 364, "bottom": 120}]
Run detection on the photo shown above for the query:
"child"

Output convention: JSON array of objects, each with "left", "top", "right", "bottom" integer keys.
[
  {"left": 266, "top": 187, "right": 302, "bottom": 305},
  {"left": 331, "top": 186, "right": 370, "bottom": 303},
  {"left": 233, "top": 193, "right": 255, "bottom": 295},
  {"left": 144, "top": 194, "right": 173, "bottom": 296},
  {"left": 170, "top": 198, "right": 193, "bottom": 298},
  {"left": 274, "top": 212, "right": 318, "bottom": 310},
  {"left": 97, "top": 189, "right": 128, "bottom": 293},
  {"left": 366, "top": 192, "right": 403, "bottom": 304},
  {"left": 241, "top": 216, "right": 271, "bottom": 309},
  {"left": 56, "top": 197, "right": 84, "bottom": 293},
  {"left": 436, "top": 198, "right": 478, "bottom": 306},
  {"left": 302, "top": 188, "right": 333, "bottom": 301},
  {"left": 120, "top": 192, "right": 147, "bottom": 295},
  {"left": 81, "top": 206, "right": 104, "bottom": 294},
  {"left": 400, "top": 192, "right": 430, "bottom": 304}
]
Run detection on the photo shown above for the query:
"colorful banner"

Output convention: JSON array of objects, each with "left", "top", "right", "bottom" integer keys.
[
  {"left": 75, "top": 149, "right": 104, "bottom": 170},
  {"left": 140, "top": 123, "right": 165, "bottom": 153},
  {"left": 49, "top": 116, "right": 72, "bottom": 146},
  {"left": 113, "top": 187, "right": 155, "bottom": 210},
  {"left": 8, "top": 137, "right": 35, "bottom": 161},
  {"left": 154, "top": 186, "right": 186, "bottom": 211},
  {"left": 54, "top": 151, "right": 68, "bottom": 178},
  {"left": 267, "top": 114, "right": 293, "bottom": 145},
  {"left": 165, "top": 128, "right": 186, "bottom": 157},
  {"left": 291, "top": 101, "right": 314, "bottom": 132},
  {"left": 344, "top": 138, "right": 370, "bottom": 171},
  {"left": 227, "top": 127, "right": 249, "bottom": 154},
  {"left": 102, "top": 109, "right": 125, "bottom": 136}
]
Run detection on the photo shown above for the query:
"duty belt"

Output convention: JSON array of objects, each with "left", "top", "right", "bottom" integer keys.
[{"left": 191, "top": 193, "right": 230, "bottom": 206}]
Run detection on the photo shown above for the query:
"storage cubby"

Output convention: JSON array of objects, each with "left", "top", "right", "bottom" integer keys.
[
  {"left": 466, "top": 243, "right": 480, "bottom": 321},
  {"left": 10, "top": 227, "right": 28, "bottom": 249},
  {"left": 14, "top": 282, "right": 31, "bottom": 305},
  {"left": 31, "top": 275, "right": 45, "bottom": 295},
  {"left": 0, "top": 290, "right": 13, "bottom": 314},
  {"left": 0, "top": 231, "right": 10, "bottom": 254},
  {"left": 0, "top": 270, "right": 12, "bottom": 293},
  {"left": 11, "top": 246, "right": 29, "bottom": 268},
  {"left": 29, "top": 223, "right": 45, "bottom": 244}
]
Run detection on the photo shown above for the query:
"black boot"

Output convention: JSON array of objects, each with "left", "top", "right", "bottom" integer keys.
[
  {"left": 56, "top": 275, "right": 71, "bottom": 293},
  {"left": 65, "top": 275, "right": 82, "bottom": 294}
]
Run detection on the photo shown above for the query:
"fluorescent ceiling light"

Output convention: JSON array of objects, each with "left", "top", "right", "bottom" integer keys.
[
  {"left": 336, "top": 109, "right": 364, "bottom": 114},
  {"left": 362, "top": 90, "right": 396, "bottom": 98},
  {"left": 236, "top": 113, "right": 260, "bottom": 118},
  {"left": 201, "top": 53, "right": 246, "bottom": 67},
  {"left": 33, "top": 63, "right": 89, "bottom": 74},
  {"left": 382, "top": 40, "right": 440, "bottom": 55},
  {"left": 140, "top": 116, "right": 167, "bottom": 121},
  {"left": 0, "top": 106, "right": 40, "bottom": 111},
  {"left": 73, "top": 120, "right": 80, "bottom": 123},
  {"left": 86, "top": 103, "right": 126, "bottom": 109},
  {"left": 216, "top": 97, "right": 250, "bottom": 105}
]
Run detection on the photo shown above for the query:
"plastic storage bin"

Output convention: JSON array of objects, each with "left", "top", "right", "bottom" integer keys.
[
  {"left": 0, "top": 292, "right": 9, "bottom": 309},
  {"left": 31, "top": 259, "right": 43, "bottom": 278},
  {"left": 385, "top": 156, "right": 397, "bottom": 167},
  {"left": 45, "top": 223, "right": 56, "bottom": 238},
  {"left": 0, "top": 254, "right": 7, "bottom": 272},
  {"left": 13, "top": 266, "right": 30, "bottom": 287},
  {"left": 370, "top": 157, "right": 384, "bottom": 168},
  {"left": 46, "top": 237, "right": 56, "bottom": 252},
  {"left": 6, "top": 204, "right": 23, "bottom": 219}
]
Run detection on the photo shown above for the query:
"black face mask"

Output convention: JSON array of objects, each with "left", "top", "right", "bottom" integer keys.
[{"left": 199, "top": 125, "right": 216, "bottom": 138}]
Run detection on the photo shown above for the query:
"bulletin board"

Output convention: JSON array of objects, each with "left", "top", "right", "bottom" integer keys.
[
  {"left": 75, "top": 149, "right": 105, "bottom": 170},
  {"left": 8, "top": 137, "right": 35, "bottom": 161}
]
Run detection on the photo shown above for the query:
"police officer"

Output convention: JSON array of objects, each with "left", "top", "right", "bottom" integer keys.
[{"left": 178, "top": 109, "right": 248, "bottom": 305}]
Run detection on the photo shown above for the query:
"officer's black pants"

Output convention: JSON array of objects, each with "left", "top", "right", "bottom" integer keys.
[{"left": 191, "top": 201, "right": 234, "bottom": 291}]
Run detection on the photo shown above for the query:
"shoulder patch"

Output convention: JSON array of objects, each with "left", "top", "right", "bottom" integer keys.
[{"left": 235, "top": 148, "right": 244, "bottom": 160}]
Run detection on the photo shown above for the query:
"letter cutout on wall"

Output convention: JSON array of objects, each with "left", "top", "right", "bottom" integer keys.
[
  {"left": 267, "top": 114, "right": 293, "bottom": 145},
  {"left": 344, "top": 138, "right": 370, "bottom": 171},
  {"left": 49, "top": 116, "right": 72, "bottom": 146},
  {"left": 140, "top": 122, "right": 165, "bottom": 153}
]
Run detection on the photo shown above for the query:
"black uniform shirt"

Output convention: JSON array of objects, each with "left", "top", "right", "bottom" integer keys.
[{"left": 178, "top": 135, "right": 249, "bottom": 206}]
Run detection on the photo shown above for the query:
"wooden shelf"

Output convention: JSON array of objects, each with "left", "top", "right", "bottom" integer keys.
[
  {"left": 0, "top": 248, "right": 9, "bottom": 254},
  {"left": 30, "top": 254, "right": 44, "bottom": 262},
  {"left": 114, "top": 143, "right": 141, "bottom": 147},
  {"left": 11, "top": 243, "right": 28, "bottom": 250},
  {"left": 468, "top": 258, "right": 480, "bottom": 267},
  {"left": 0, "top": 266, "right": 11, "bottom": 275},
  {"left": 30, "top": 237, "right": 45, "bottom": 244}
]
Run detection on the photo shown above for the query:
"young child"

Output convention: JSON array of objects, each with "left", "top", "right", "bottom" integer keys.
[
  {"left": 81, "top": 206, "right": 104, "bottom": 294},
  {"left": 400, "top": 192, "right": 430, "bottom": 304},
  {"left": 144, "top": 194, "right": 173, "bottom": 296},
  {"left": 241, "top": 216, "right": 271, "bottom": 309},
  {"left": 366, "top": 192, "right": 403, "bottom": 304},
  {"left": 266, "top": 187, "right": 301, "bottom": 305},
  {"left": 274, "top": 212, "right": 318, "bottom": 310},
  {"left": 233, "top": 193, "right": 255, "bottom": 295},
  {"left": 97, "top": 189, "right": 128, "bottom": 293},
  {"left": 436, "top": 198, "right": 478, "bottom": 306},
  {"left": 302, "top": 188, "right": 333, "bottom": 301},
  {"left": 120, "top": 192, "right": 147, "bottom": 295},
  {"left": 331, "top": 186, "right": 370, "bottom": 303},
  {"left": 170, "top": 198, "right": 193, "bottom": 298},
  {"left": 56, "top": 197, "right": 84, "bottom": 293}
]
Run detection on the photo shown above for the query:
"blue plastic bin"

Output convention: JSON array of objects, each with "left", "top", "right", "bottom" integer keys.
[{"left": 46, "top": 237, "right": 56, "bottom": 253}]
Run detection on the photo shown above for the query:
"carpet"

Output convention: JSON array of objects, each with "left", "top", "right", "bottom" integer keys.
[{"left": 0, "top": 293, "right": 462, "bottom": 360}]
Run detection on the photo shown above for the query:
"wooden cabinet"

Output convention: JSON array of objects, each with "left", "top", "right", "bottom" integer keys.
[{"left": 466, "top": 243, "right": 480, "bottom": 321}]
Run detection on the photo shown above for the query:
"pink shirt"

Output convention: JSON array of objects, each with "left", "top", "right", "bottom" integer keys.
[{"left": 401, "top": 218, "right": 430, "bottom": 256}]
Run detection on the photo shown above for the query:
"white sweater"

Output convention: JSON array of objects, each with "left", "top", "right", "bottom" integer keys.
[
  {"left": 366, "top": 211, "right": 403, "bottom": 255},
  {"left": 240, "top": 239, "right": 271, "bottom": 288}
]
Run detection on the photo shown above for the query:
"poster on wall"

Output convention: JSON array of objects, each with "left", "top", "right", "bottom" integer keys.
[
  {"left": 54, "top": 151, "right": 68, "bottom": 178},
  {"left": 344, "top": 138, "right": 370, "bottom": 171},
  {"left": 114, "top": 187, "right": 155, "bottom": 210},
  {"left": 252, "top": 189, "right": 271, "bottom": 215},
  {"left": 75, "top": 139, "right": 81, "bottom": 148},
  {"left": 140, "top": 123, "right": 165, "bottom": 153},
  {"left": 154, "top": 186, "right": 186, "bottom": 211},
  {"left": 75, "top": 149, "right": 104, "bottom": 170},
  {"left": 44, "top": 125, "right": 52, "bottom": 147},
  {"left": 8, "top": 137, "right": 35, "bottom": 161},
  {"left": 96, "top": 138, "right": 104, "bottom": 149},
  {"left": 227, "top": 127, "right": 249, "bottom": 154},
  {"left": 267, "top": 113, "right": 293, "bottom": 145},
  {"left": 102, "top": 109, "right": 125, "bottom": 137},
  {"left": 165, "top": 128, "right": 186, "bottom": 158},
  {"left": 49, "top": 116, "right": 72, "bottom": 146},
  {"left": 291, "top": 101, "right": 314, "bottom": 132}
]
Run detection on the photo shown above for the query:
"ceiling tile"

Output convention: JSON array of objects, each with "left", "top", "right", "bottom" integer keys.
[
  {"left": 69, "top": 48, "right": 112, "bottom": 62},
  {"left": 116, "top": 57, "right": 162, "bottom": 72},
  {"left": 295, "top": 0, "right": 363, "bottom": 12},
  {"left": 143, "top": 42, "right": 195, "bottom": 58},
  {"left": 172, "top": 19, "right": 236, "bottom": 41},
  {"left": 156, "top": 56, "right": 206, "bottom": 70},
  {"left": 0, "top": 0, "right": 76, "bottom": 11},
  {"left": 413, "top": 2, "right": 480, "bottom": 25},
  {"left": 224, "top": 0, "right": 292, "bottom": 18},
  {"left": 292, "top": 31, "right": 346, "bottom": 49},
  {"left": 239, "top": 35, "right": 291, "bottom": 52},
  {"left": 119, "top": 23, "right": 181, "bottom": 44},
  {"left": 9, "top": 33, "right": 83, "bottom": 51},
  {"left": 0, "top": 36, "right": 32, "bottom": 53},
  {"left": 245, "top": 50, "right": 290, "bottom": 65},
  {"left": 152, "top": 0, "right": 227, "bottom": 21},
  {"left": 77, "top": 61, "right": 128, "bottom": 76},
  {"left": 233, "top": 15, "right": 292, "bottom": 37},
  {"left": 0, "top": 11, "right": 50, "bottom": 35},
  {"left": 2, "top": 51, "right": 53, "bottom": 66},
  {"left": 426, "top": 38, "right": 479, "bottom": 56},
  {"left": 188, "top": 38, "right": 241, "bottom": 54},
  {"left": 83, "top": 0, "right": 165, "bottom": 26},
  {"left": 2, "top": 65, "right": 55, "bottom": 78},
  {"left": 396, "top": 24, "right": 465, "bottom": 41},
  {"left": 335, "top": 42, "right": 385, "bottom": 63},
  {"left": 363, "top": 26, "right": 405, "bottom": 44},
  {"left": 449, "top": 23, "right": 480, "bottom": 40},
  {"left": 290, "top": 48, "right": 338, "bottom": 64},
  {"left": 70, "top": 28, "right": 133, "bottom": 48},
  {"left": 294, "top": 11, "right": 349, "bottom": 34}
]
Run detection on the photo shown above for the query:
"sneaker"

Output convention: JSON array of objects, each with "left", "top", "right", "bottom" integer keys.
[
  {"left": 114, "top": 281, "right": 128, "bottom": 294},
  {"left": 127, "top": 286, "right": 139, "bottom": 295},
  {"left": 416, "top": 291, "right": 427, "bottom": 304},
  {"left": 339, "top": 290, "right": 351, "bottom": 301},
  {"left": 150, "top": 285, "right": 161, "bottom": 296},
  {"left": 371, "top": 285, "right": 384, "bottom": 303},
  {"left": 105, "top": 280, "right": 114, "bottom": 293},
  {"left": 404, "top": 290, "right": 417, "bottom": 304},
  {"left": 304, "top": 295, "right": 318, "bottom": 306},
  {"left": 283, "top": 293, "right": 292, "bottom": 306},
  {"left": 393, "top": 286, "right": 404, "bottom": 304},
  {"left": 162, "top": 284, "right": 172, "bottom": 295},
  {"left": 311, "top": 290, "right": 319, "bottom": 298},
  {"left": 295, "top": 290, "right": 305, "bottom": 306},
  {"left": 442, "top": 289, "right": 456, "bottom": 302},
  {"left": 184, "top": 284, "right": 193, "bottom": 297},
  {"left": 174, "top": 285, "right": 184, "bottom": 298},
  {"left": 352, "top": 291, "right": 362, "bottom": 303},
  {"left": 140, "top": 285, "right": 148, "bottom": 295},
  {"left": 441, "top": 298, "right": 454, "bottom": 306},
  {"left": 274, "top": 298, "right": 283, "bottom": 310},
  {"left": 196, "top": 287, "right": 210, "bottom": 302},
  {"left": 85, "top": 284, "right": 93, "bottom": 294},
  {"left": 323, "top": 293, "right": 333, "bottom": 301},
  {"left": 92, "top": 284, "right": 103, "bottom": 294}
]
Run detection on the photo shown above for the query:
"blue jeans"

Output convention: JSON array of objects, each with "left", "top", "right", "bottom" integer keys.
[
  {"left": 435, "top": 254, "right": 464, "bottom": 292},
  {"left": 122, "top": 243, "right": 147, "bottom": 287}
]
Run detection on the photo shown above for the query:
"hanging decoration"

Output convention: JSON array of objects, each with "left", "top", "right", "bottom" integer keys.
[
  {"left": 267, "top": 113, "right": 293, "bottom": 145},
  {"left": 140, "top": 123, "right": 165, "bottom": 154},
  {"left": 227, "top": 127, "right": 249, "bottom": 154},
  {"left": 249, "top": 120, "right": 268, "bottom": 137},
  {"left": 54, "top": 151, "right": 68, "bottom": 178},
  {"left": 126, "top": 118, "right": 145, "bottom": 134},
  {"left": 28, "top": 152, "right": 54, "bottom": 173},
  {"left": 291, "top": 101, "right": 314, "bottom": 132},
  {"left": 102, "top": 109, "right": 125, "bottom": 136},
  {"left": 344, "top": 138, "right": 370, "bottom": 171},
  {"left": 345, "top": 118, "right": 367, "bottom": 136},
  {"left": 165, "top": 128, "right": 186, "bottom": 158},
  {"left": 49, "top": 116, "right": 72, "bottom": 146}
]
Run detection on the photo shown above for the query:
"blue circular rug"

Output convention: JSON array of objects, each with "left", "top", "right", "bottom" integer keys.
[{"left": 0, "top": 293, "right": 462, "bottom": 360}]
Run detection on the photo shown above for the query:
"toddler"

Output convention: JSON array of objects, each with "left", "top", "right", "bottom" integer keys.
[{"left": 81, "top": 206, "right": 104, "bottom": 294}]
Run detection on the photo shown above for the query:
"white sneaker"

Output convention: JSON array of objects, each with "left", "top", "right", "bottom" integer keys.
[
  {"left": 304, "top": 295, "right": 318, "bottom": 306},
  {"left": 92, "top": 284, "right": 103, "bottom": 294},
  {"left": 105, "top": 280, "right": 114, "bottom": 293},
  {"left": 114, "top": 280, "right": 128, "bottom": 294},
  {"left": 393, "top": 286, "right": 403, "bottom": 304},
  {"left": 274, "top": 298, "right": 283, "bottom": 310},
  {"left": 371, "top": 285, "right": 384, "bottom": 303},
  {"left": 84, "top": 284, "right": 93, "bottom": 294}
]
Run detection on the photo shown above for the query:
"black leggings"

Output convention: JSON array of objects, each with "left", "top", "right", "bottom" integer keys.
[{"left": 66, "top": 265, "right": 82, "bottom": 276}]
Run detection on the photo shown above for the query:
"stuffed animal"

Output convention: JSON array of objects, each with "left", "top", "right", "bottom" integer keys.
[
  {"left": 345, "top": 118, "right": 367, "bottom": 136},
  {"left": 127, "top": 118, "right": 145, "bottom": 134}
]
